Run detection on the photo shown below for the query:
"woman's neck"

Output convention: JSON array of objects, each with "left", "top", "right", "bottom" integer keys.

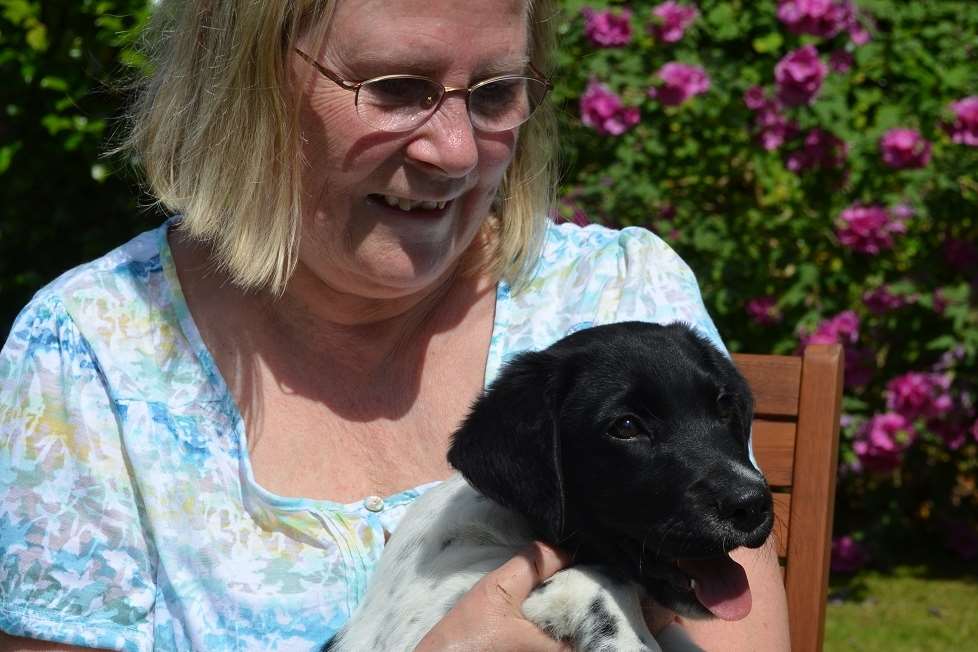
[{"left": 170, "top": 229, "right": 496, "bottom": 387}]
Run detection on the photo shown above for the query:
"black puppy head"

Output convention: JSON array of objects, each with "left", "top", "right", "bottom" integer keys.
[{"left": 448, "top": 321, "right": 773, "bottom": 618}]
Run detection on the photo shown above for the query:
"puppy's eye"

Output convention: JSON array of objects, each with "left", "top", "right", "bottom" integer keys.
[
  {"left": 717, "top": 392, "right": 735, "bottom": 420},
  {"left": 607, "top": 416, "right": 643, "bottom": 440}
]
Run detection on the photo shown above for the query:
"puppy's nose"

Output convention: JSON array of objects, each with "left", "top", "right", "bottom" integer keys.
[{"left": 719, "top": 487, "right": 771, "bottom": 534}]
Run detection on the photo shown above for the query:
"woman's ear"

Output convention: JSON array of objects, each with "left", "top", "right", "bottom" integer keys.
[{"left": 447, "top": 350, "right": 566, "bottom": 543}]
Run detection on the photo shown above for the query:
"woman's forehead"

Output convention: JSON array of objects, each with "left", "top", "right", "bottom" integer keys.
[{"left": 325, "top": 0, "right": 529, "bottom": 66}]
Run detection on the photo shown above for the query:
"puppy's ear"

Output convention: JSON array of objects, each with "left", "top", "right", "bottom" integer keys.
[{"left": 447, "top": 350, "right": 565, "bottom": 543}]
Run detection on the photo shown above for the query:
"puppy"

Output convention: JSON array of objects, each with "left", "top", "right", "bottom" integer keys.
[{"left": 325, "top": 322, "right": 774, "bottom": 651}]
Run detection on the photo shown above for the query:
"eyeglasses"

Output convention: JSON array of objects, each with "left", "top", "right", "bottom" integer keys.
[{"left": 295, "top": 49, "right": 552, "bottom": 133}]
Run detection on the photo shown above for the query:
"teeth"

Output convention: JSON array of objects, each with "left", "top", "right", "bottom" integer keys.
[{"left": 378, "top": 194, "right": 448, "bottom": 211}]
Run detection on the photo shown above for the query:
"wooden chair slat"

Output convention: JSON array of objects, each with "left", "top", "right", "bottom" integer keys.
[
  {"left": 732, "top": 344, "right": 843, "bottom": 652},
  {"left": 772, "top": 492, "right": 791, "bottom": 558},
  {"left": 732, "top": 353, "right": 803, "bottom": 417},
  {"left": 752, "top": 419, "right": 797, "bottom": 487},
  {"left": 784, "top": 344, "right": 844, "bottom": 652}
]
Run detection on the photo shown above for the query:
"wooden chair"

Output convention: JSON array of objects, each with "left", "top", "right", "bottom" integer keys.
[{"left": 731, "top": 344, "right": 844, "bottom": 652}]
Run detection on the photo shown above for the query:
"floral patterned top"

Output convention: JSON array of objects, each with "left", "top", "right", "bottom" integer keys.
[{"left": 0, "top": 219, "right": 728, "bottom": 651}]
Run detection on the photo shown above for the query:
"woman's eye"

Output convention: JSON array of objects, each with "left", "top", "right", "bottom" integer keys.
[
  {"left": 608, "top": 416, "right": 643, "bottom": 440},
  {"left": 362, "top": 78, "right": 440, "bottom": 108}
]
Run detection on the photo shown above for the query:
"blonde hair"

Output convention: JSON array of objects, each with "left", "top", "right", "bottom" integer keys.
[{"left": 123, "top": 0, "right": 557, "bottom": 295}]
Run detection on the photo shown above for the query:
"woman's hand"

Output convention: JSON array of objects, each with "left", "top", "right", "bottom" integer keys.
[{"left": 414, "top": 542, "right": 573, "bottom": 652}]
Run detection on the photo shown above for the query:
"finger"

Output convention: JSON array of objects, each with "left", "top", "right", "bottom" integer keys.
[{"left": 477, "top": 541, "right": 571, "bottom": 608}]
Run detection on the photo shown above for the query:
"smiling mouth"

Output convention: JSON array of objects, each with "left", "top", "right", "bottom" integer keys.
[{"left": 368, "top": 193, "right": 451, "bottom": 213}]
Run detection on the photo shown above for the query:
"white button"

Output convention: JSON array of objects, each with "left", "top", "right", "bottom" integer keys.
[{"left": 364, "top": 495, "right": 385, "bottom": 512}]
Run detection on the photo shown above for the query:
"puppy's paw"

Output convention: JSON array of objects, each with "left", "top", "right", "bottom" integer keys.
[{"left": 523, "top": 567, "right": 661, "bottom": 652}]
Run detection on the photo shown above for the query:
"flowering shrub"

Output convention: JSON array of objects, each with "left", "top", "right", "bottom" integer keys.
[{"left": 554, "top": 0, "right": 978, "bottom": 568}]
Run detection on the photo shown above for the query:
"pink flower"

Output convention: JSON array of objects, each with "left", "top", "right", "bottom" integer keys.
[
  {"left": 853, "top": 412, "right": 914, "bottom": 473},
  {"left": 777, "top": 0, "right": 851, "bottom": 38},
  {"left": 836, "top": 204, "right": 907, "bottom": 254},
  {"left": 891, "top": 203, "right": 915, "bottom": 220},
  {"left": 582, "top": 7, "right": 633, "bottom": 47},
  {"left": 759, "top": 109, "right": 799, "bottom": 151},
  {"left": 650, "top": 2, "right": 699, "bottom": 43},
  {"left": 743, "top": 85, "right": 768, "bottom": 110},
  {"left": 879, "top": 128, "right": 932, "bottom": 169},
  {"left": 799, "top": 310, "right": 873, "bottom": 386},
  {"left": 947, "top": 97, "right": 978, "bottom": 146},
  {"left": 557, "top": 197, "right": 590, "bottom": 227},
  {"left": 886, "top": 372, "right": 953, "bottom": 421},
  {"left": 844, "top": 347, "right": 875, "bottom": 388},
  {"left": 742, "top": 87, "right": 804, "bottom": 151},
  {"left": 649, "top": 62, "right": 710, "bottom": 106},
  {"left": 943, "top": 237, "right": 978, "bottom": 272},
  {"left": 946, "top": 522, "right": 978, "bottom": 561},
  {"left": 862, "top": 286, "right": 907, "bottom": 315},
  {"left": 580, "top": 80, "right": 640, "bottom": 136},
  {"left": 848, "top": 23, "right": 871, "bottom": 45},
  {"left": 746, "top": 296, "right": 782, "bottom": 326},
  {"left": 803, "top": 310, "right": 860, "bottom": 347},
  {"left": 928, "top": 419, "right": 971, "bottom": 451},
  {"left": 829, "top": 49, "right": 854, "bottom": 72},
  {"left": 775, "top": 45, "right": 828, "bottom": 106},
  {"left": 786, "top": 128, "right": 848, "bottom": 172},
  {"left": 831, "top": 535, "right": 868, "bottom": 573},
  {"left": 972, "top": 419, "right": 978, "bottom": 443}
]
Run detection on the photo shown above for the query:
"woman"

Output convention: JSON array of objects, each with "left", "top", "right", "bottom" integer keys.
[{"left": 0, "top": 0, "right": 790, "bottom": 650}]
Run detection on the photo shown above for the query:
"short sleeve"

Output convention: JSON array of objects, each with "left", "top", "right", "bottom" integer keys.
[
  {"left": 0, "top": 296, "right": 155, "bottom": 651},
  {"left": 614, "top": 226, "right": 726, "bottom": 353}
]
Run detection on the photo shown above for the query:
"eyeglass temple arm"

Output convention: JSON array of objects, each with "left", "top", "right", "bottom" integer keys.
[
  {"left": 527, "top": 62, "right": 553, "bottom": 90},
  {"left": 294, "top": 49, "right": 360, "bottom": 91}
]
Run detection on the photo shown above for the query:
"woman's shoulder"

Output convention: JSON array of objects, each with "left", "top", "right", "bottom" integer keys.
[
  {"left": 34, "top": 221, "right": 170, "bottom": 316},
  {"left": 541, "top": 220, "right": 680, "bottom": 254},
  {"left": 516, "top": 220, "right": 702, "bottom": 309},
  {"left": 530, "top": 221, "right": 697, "bottom": 286},
  {"left": 3, "top": 220, "right": 201, "bottom": 401},
  {"left": 487, "top": 221, "right": 720, "bottom": 380}
]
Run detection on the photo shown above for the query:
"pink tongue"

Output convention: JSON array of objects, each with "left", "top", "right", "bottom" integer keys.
[{"left": 677, "top": 556, "right": 752, "bottom": 621}]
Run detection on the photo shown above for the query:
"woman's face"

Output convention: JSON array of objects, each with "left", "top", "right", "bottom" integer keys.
[{"left": 292, "top": 0, "right": 529, "bottom": 302}]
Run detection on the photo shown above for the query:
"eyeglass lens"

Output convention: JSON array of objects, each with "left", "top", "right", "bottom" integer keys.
[{"left": 355, "top": 76, "right": 549, "bottom": 133}]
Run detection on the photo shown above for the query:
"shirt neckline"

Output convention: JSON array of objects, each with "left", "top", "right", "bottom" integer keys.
[{"left": 156, "top": 217, "right": 512, "bottom": 514}]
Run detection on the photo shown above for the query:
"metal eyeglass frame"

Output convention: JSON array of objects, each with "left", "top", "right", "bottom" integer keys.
[{"left": 294, "top": 48, "right": 553, "bottom": 133}]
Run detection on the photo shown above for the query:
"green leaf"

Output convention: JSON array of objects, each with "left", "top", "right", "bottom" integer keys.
[
  {"left": 25, "top": 21, "right": 47, "bottom": 51},
  {"left": 752, "top": 32, "right": 783, "bottom": 54}
]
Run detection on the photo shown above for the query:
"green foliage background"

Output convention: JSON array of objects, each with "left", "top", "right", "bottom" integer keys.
[
  {"left": 0, "top": 0, "right": 159, "bottom": 336},
  {"left": 2, "top": 0, "right": 977, "bottom": 565}
]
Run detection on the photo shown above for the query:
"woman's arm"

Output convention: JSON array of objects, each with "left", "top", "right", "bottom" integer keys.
[{"left": 673, "top": 534, "right": 791, "bottom": 651}]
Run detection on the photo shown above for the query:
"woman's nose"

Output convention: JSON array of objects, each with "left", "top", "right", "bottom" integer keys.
[{"left": 403, "top": 96, "right": 479, "bottom": 179}]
